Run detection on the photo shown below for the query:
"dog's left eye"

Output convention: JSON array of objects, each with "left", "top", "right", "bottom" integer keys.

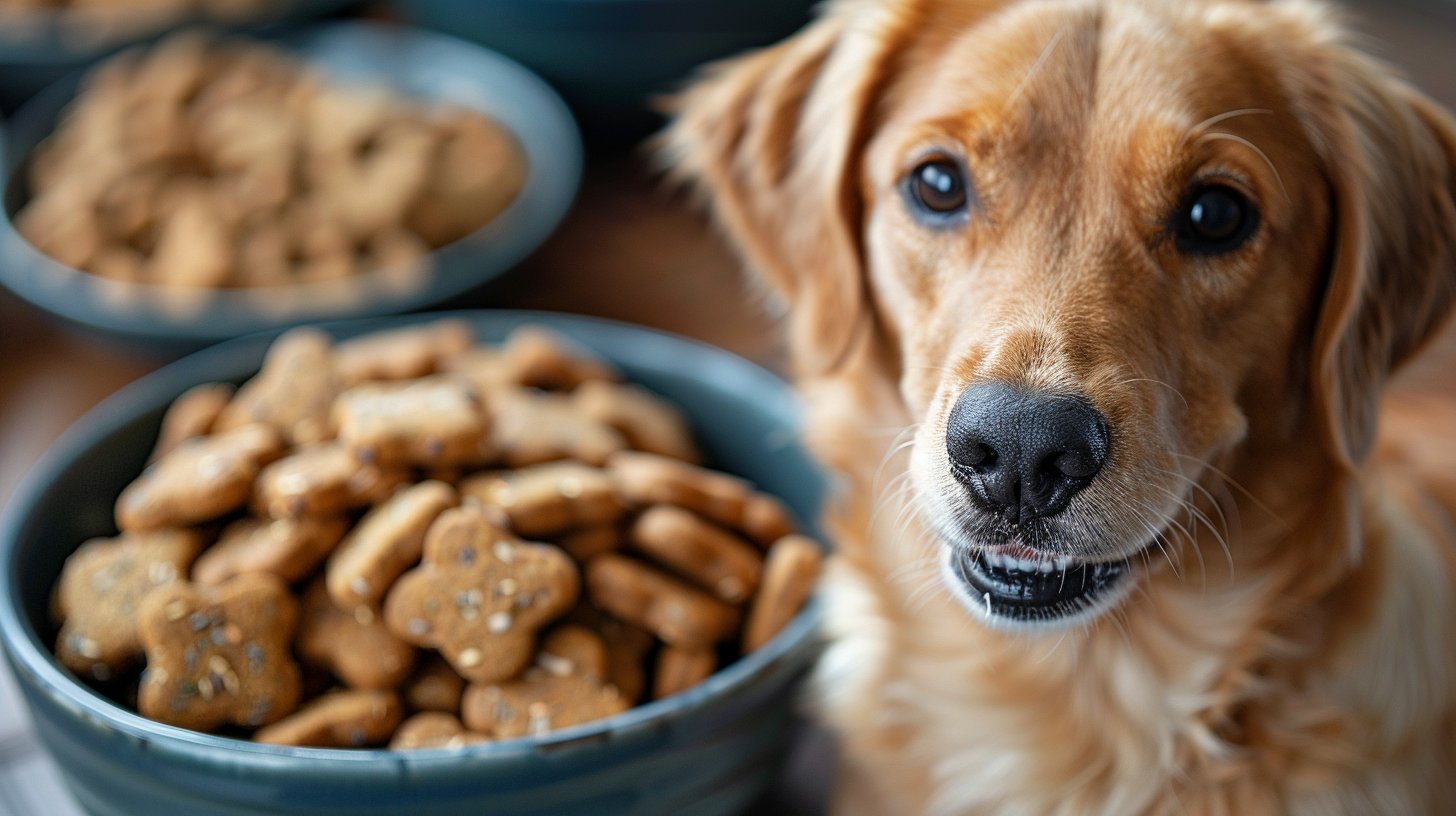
[
  {"left": 905, "top": 158, "right": 970, "bottom": 220},
  {"left": 1175, "top": 185, "right": 1258, "bottom": 254}
]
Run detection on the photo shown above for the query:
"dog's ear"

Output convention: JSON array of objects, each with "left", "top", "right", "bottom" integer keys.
[
  {"left": 1292, "top": 11, "right": 1456, "bottom": 468},
  {"left": 662, "top": 1, "right": 909, "bottom": 376}
]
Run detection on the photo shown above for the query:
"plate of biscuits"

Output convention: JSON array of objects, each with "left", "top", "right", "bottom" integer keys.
[{"left": 0, "top": 23, "right": 582, "bottom": 349}]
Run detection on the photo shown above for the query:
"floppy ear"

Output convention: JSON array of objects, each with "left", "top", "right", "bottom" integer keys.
[
  {"left": 1297, "top": 21, "right": 1456, "bottom": 469},
  {"left": 662, "top": 0, "right": 911, "bottom": 377}
]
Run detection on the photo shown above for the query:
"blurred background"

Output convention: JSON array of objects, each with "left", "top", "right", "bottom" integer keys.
[{"left": 0, "top": 0, "right": 1452, "bottom": 813}]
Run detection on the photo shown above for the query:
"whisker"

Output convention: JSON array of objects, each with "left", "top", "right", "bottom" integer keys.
[{"left": 1196, "top": 131, "right": 1290, "bottom": 203}]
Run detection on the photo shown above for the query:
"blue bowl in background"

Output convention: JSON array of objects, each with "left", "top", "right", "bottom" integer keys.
[
  {"left": 399, "top": 0, "right": 816, "bottom": 147},
  {"left": 0, "top": 23, "right": 583, "bottom": 353},
  {"left": 0, "top": 310, "right": 827, "bottom": 816},
  {"left": 0, "top": 0, "right": 357, "bottom": 113}
]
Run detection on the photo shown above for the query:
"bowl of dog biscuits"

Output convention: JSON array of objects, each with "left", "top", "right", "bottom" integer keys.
[
  {"left": 0, "top": 311, "right": 827, "bottom": 816},
  {"left": 0, "top": 23, "right": 582, "bottom": 349}
]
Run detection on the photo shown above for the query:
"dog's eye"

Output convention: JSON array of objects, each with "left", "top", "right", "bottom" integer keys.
[
  {"left": 906, "top": 158, "right": 970, "bottom": 219},
  {"left": 1175, "top": 185, "right": 1258, "bottom": 254}
]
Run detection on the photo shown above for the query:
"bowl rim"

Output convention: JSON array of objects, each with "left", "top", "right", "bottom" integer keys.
[
  {"left": 0, "top": 309, "right": 824, "bottom": 766},
  {"left": 0, "top": 21, "right": 584, "bottom": 347}
]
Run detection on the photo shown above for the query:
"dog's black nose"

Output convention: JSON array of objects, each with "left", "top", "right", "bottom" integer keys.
[{"left": 946, "top": 382, "right": 1110, "bottom": 521}]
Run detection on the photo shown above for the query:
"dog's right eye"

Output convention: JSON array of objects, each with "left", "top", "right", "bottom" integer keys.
[{"left": 905, "top": 158, "right": 970, "bottom": 220}]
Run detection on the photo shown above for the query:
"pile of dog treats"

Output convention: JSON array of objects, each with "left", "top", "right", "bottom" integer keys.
[
  {"left": 51, "top": 320, "right": 823, "bottom": 749},
  {"left": 16, "top": 33, "right": 526, "bottom": 288}
]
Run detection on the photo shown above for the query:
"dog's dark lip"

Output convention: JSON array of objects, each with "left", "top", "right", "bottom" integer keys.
[{"left": 948, "top": 546, "right": 1135, "bottom": 623}]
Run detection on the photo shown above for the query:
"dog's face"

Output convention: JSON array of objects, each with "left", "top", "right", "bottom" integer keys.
[{"left": 670, "top": 0, "right": 1456, "bottom": 630}]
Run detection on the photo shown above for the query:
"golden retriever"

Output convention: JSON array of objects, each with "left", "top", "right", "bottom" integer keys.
[{"left": 665, "top": 0, "right": 1456, "bottom": 813}]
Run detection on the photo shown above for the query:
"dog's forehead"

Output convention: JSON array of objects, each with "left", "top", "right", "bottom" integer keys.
[{"left": 878, "top": 0, "right": 1289, "bottom": 166}]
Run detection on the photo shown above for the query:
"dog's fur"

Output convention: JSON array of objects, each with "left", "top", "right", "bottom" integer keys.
[{"left": 666, "top": 1, "right": 1456, "bottom": 813}]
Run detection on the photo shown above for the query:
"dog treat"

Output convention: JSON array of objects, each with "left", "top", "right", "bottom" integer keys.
[
  {"left": 573, "top": 380, "right": 701, "bottom": 463},
  {"left": 555, "top": 525, "right": 622, "bottom": 562},
  {"left": 389, "top": 712, "right": 489, "bottom": 750},
  {"left": 16, "top": 34, "right": 527, "bottom": 291},
  {"left": 136, "top": 573, "right": 301, "bottom": 731},
  {"left": 461, "top": 665, "right": 629, "bottom": 739},
  {"left": 384, "top": 507, "right": 579, "bottom": 683},
  {"left": 628, "top": 505, "right": 763, "bottom": 603},
  {"left": 49, "top": 321, "right": 824, "bottom": 749},
  {"left": 297, "top": 581, "right": 416, "bottom": 691},
  {"left": 54, "top": 529, "right": 204, "bottom": 681},
  {"left": 743, "top": 536, "right": 824, "bottom": 652},
  {"left": 334, "top": 377, "right": 488, "bottom": 468},
  {"left": 537, "top": 625, "right": 609, "bottom": 681},
  {"left": 150, "top": 383, "right": 235, "bottom": 462},
  {"left": 653, "top": 647, "right": 717, "bottom": 700},
  {"left": 193, "top": 516, "right": 348, "bottom": 586},
  {"left": 485, "top": 388, "right": 626, "bottom": 468},
  {"left": 608, "top": 451, "right": 752, "bottom": 531},
  {"left": 251, "top": 444, "right": 389, "bottom": 519},
  {"left": 326, "top": 481, "right": 457, "bottom": 609},
  {"left": 333, "top": 320, "right": 473, "bottom": 387},
  {"left": 215, "top": 329, "right": 338, "bottom": 446},
  {"left": 116, "top": 423, "right": 282, "bottom": 530},
  {"left": 585, "top": 555, "right": 740, "bottom": 650},
  {"left": 254, "top": 689, "right": 403, "bottom": 748},
  {"left": 460, "top": 462, "right": 622, "bottom": 538},
  {"left": 404, "top": 655, "right": 467, "bottom": 714}
]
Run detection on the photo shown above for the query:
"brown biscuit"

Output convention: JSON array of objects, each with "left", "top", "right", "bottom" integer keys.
[
  {"left": 554, "top": 525, "right": 621, "bottom": 562},
  {"left": 251, "top": 443, "right": 406, "bottom": 519},
  {"left": 334, "top": 376, "right": 488, "bottom": 468},
  {"left": 461, "top": 668, "right": 629, "bottom": 739},
  {"left": 585, "top": 555, "right": 739, "bottom": 650},
  {"left": 536, "top": 625, "right": 608, "bottom": 681},
  {"left": 136, "top": 573, "right": 302, "bottom": 732},
  {"left": 215, "top": 328, "right": 339, "bottom": 446},
  {"left": 404, "top": 654, "right": 466, "bottom": 714},
  {"left": 628, "top": 505, "right": 763, "bottom": 603},
  {"left": 150, "top": 382, "right": 235, "bottom": 462},
  {"left": 254, "top": 689, "right": 403, "bottom": 748},
  {"left": 743, "top": 535, "right": 824, "bottom": 652},
  {"left": 333, "top": 319, "right": 473, "bottom": 387},
  {"left": 485, "top": 388, "right": 626, "bottom": 468},
  {"left": 389, "top": 712, "right": 489, "bottom": 750},
  {"left": 55, "top": 529, "right": 204, "bottom": 681},
  {"left": 607, "top": 451, "right": 752, "bottom": 532},
  {"left": 116, "top": 423, "right": 282, "bottom": 530},
  {"left": 742, "top": 493, "right": 798, "bottom": 549},
  {"left": 460, "top": 462, "right": 622, "bottom": 538},
  {"left": 572, "top": 380, "right": 701, "bottom": 463},
  {"left": 297, "top": 581, "right": 416, "bottom": 691},
  {"left": 497, "top": 327, "right": 619, "bottom": 391},
  {"left": 326, "top": 480, "right": 458, "bottom": 609},
  {"left": 652, "top": 647, "right": 716, "bottom": 701},
  {"left": 563, "top": 604, "right": 652, "bottom": 704},
  {"left": 193, "top": 515, "right": 348, "bottom": 586},
  {"left": 383, "top": 507, "right": 579, "bottom": 683}
]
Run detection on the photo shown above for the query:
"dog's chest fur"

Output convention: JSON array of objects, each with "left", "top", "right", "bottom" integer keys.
[{"left": 805, "top": 381, "right": 1456, "bottom": 816}]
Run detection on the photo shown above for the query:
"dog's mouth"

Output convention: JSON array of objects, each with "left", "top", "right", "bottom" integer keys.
[{"left": 943, "top": 545, "right": 1140, "bottom": 628}]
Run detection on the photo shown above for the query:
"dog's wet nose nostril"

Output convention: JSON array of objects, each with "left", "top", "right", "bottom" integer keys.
[{"left": 946, "top": 382, "right": 1110, "bottom": 521}]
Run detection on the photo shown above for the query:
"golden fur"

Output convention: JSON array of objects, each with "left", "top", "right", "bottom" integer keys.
[{"left": 666, "top": 0, "right": 1456, "bottom": 813}]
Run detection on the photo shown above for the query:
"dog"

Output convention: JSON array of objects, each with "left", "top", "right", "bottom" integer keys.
[{"left": 665, "top": 0, "right": 1456, "bottom": 813}]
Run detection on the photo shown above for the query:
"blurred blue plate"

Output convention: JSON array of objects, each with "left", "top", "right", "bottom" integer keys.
[{"left": 0, "top": 22, "right": 583, "bottom": 352}]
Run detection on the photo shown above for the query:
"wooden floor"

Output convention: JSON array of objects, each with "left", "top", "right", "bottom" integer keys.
[{"left": 0, "top": 1, "right": 1451, "bottom": 813}]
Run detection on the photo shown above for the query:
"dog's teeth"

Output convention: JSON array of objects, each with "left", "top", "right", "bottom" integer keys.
[
  {"left": 1017, "top": 558, "right": 1038, "bottom": 573},
  {"left": 983, "top": 552, "right": 1004, "bottom": 569},
  {"left": 1054, "top": 557, "right": 1072, "bottom": 572},
  {"left": 1038, "top": 559, "right": 1055, "bottom": 574}
]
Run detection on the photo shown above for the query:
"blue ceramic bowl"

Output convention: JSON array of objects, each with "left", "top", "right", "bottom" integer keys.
[
  {"left": 0, "top": 23, "right": 582, "bottom": 352},
  {"left": 0, "top": 311, "right": 826, "bottom": 816},
  {"left": 0, "top": 0, "right": 357, "bottom": 111},
  {"left": 399, "top": 0, "right": 815, "bottom": 145}
]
